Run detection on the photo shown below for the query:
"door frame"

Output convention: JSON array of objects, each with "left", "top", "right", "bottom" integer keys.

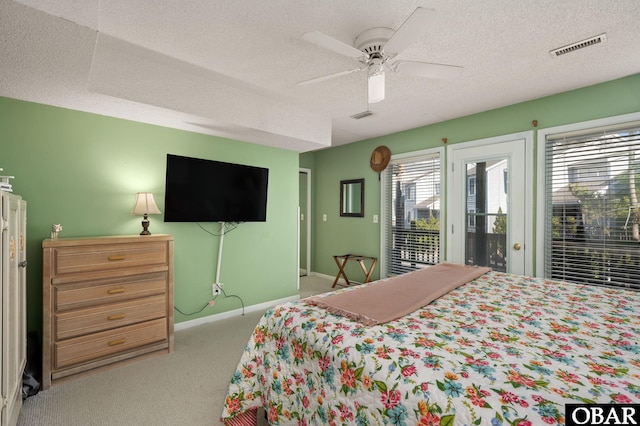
[
  {"left": 446, "top": 131, "right": 534, "bottom": 276},
  {"left": 298, "top": 168, "right": 312, "bottom": 284}
]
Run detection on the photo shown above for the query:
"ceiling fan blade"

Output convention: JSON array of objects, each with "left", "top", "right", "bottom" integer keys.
[
  {"left": 297, "top": 67, "right": 364, "bottom": 86},
  {"left": 393, "top": 61, "right": 463, "bottom": 80},
  {"left": 302, "top": 31, "right": 365, "bottom": 59},
  {"left": 383, "top": 7, "right": 436, "bottom": 56}
]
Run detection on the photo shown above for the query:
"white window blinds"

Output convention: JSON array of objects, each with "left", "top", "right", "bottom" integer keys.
[
  {"left": 544, "top": 122, "right": 640, "bottom": 289},
  {"left": 382, "top": 151, "right": 441, "bottom": 277}
]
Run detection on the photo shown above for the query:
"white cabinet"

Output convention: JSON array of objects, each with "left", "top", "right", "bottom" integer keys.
[{"left": 1, "top": 192, "right": 26, "bottom": 426}]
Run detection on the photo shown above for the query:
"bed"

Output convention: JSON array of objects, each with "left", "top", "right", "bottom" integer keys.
[{"left": 221, "top": 264, "right": 640, "bottom": 425}]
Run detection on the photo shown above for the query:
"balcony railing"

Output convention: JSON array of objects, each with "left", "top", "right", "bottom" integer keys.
[
  {"left": 550, "top": 239, "right": 640, "bottom": 289},
  {"left": 390, "top": 227, "right": 439, "bottom": 273}
]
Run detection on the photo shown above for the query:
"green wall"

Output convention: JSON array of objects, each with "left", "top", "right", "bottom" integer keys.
[
  {"left": 3, "top": 74, "right": 639, "bottom": 336},
  {"left": 0, "top": 97, "right": 300, "bottom": 334},
  {"left": 304, "top": 74, "right": 640, "bottom": 280}
]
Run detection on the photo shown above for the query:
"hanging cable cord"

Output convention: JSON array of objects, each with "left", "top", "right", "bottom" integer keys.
[
  {"left": 197, "top": 221, "right": 239, "bottom": 236},
  {"left": 212, "top": 221, "right": 245, "bottom": 315},
  {"left": 174, "top": 287, "right": 245, "bottom": 316},
  {"left": 218, "top": 286, "right": 245, "bottom": 315},
  {"left": 174, "top": 221, "right": 245, "bottom": 316},
  {"left": 174, "top": 302, "right": 211, "bottom": 316}
]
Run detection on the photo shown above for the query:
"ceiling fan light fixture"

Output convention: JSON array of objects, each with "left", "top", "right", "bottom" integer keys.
[
  {"left": 368, "top": 61, "right": 385, "bottom": 104},
  {"left": 299, "top": 8, "right": 462, "bottom": 104}
]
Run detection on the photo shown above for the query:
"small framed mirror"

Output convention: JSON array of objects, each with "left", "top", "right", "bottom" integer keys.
[{"left": 340, "top": 178, "right": 364, "bottom": 217}]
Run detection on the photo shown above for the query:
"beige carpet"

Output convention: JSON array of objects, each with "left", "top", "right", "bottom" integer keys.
[{"left": 18, "top": 274, "right": 334, "bottom": 426}]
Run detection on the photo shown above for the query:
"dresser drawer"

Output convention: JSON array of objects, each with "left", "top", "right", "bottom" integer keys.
[
  {"left": 52, "top": 242, "right": 168, "bottom": 275},
  {"left": 54, "top": 318, "right": 168, "bottom": 370},
  {"left": 55, "top": 294, "right": 167, "bottom": 340},
  {"left": 54, "top": 272, "right": 167, "bottom": 312}
]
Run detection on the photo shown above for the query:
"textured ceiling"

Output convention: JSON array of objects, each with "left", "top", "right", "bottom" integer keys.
[{"left": 2, "top": 0, "right": 639, "bottom": 152}]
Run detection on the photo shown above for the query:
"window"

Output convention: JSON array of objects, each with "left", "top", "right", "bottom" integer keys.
[
  {"left": 544, "top": 121, "right": 640, "bottom": 290},
  {"left": 468, "top": 176, "right": 476, "bottom": 195},
  {"left": 467, "top": 208, "right": 476, "bottom": 228},
  {"left": 382, "top": 149, "right": 442, "bottom": 277},
  {"left": 503, "top": 170, "right": 508, "bottom": 194},
  {"left": 405, "top": 182, "right": 416, "bottom": 201},
  {"left": 568, "top": 162, "right": 610, "bottom": 184}
]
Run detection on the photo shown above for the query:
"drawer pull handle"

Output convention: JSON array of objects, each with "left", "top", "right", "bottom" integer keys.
[
  {"left": 108, "top": 338, "right": 126, "bottom": 346},
  {"left": 107, "top": 287, "right": 126, "bottom": 295},
  {"left": 108, "top": 313, "right": 126, "bottom": 321},
  {"left": 108, "top": 255, "right": 126, "bottom": 261}
]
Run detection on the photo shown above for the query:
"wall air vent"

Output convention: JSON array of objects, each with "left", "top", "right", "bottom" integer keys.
[
  {"left": 351, "top": 110, "right": 373, "bottom": 120},
  {"left": 549, "top": 33, "right": 607, "bottom": 57}
]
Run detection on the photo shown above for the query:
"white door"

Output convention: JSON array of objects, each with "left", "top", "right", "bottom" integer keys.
[{"left": 447, "top": 133, "right": 533, "bottom": 275}]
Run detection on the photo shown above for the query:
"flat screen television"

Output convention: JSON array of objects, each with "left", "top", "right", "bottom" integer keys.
[{"left": 164, "top": 154, "right": 269, "bottom": 222}]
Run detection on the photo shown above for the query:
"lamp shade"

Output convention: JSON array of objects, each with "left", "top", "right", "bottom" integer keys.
[
  {"left": 367, "top": 60, "right": 385, "bottom": 104},
  {"left": 131, "top": 192, "right": 161, "bottom": 215}
]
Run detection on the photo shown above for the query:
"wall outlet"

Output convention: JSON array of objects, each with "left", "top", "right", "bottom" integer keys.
[{"left": 212, "top": 283, "right": 222, "bottom": 296}]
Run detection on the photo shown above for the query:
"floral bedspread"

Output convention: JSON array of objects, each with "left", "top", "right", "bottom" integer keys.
[{"left": 221, "top": 271, "right": 640, "bottom": 425}]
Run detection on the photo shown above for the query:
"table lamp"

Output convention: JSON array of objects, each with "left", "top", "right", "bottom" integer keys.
[{"left": 131, "top": 192, "right": 161, "bottom": 235}]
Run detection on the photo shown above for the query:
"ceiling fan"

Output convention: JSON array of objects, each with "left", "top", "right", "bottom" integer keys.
[{"left": 298, "top": 7, "right": 463, "bottom": 104}]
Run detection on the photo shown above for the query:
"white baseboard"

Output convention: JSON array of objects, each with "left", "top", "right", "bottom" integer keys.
[
  {"left": 311, "top": 271, "right": 352, "bottom": 286},
  {"left": 310, "top": 271, "right": 333, "bottom": 280},
  {"left": 174, "top": 294, "right": 300, "bottom": 331},
  {"left": 174, "top": 273, "right": 341, "bottom": 331}
]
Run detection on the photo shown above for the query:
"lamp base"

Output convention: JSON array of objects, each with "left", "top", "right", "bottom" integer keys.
[{"left": 140, "top": 214, "right": 151, "bottom": 235}]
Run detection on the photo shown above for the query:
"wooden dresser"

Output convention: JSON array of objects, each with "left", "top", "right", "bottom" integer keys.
[{"left": 42, "top": 234, "right": 174, "bottom": 389}]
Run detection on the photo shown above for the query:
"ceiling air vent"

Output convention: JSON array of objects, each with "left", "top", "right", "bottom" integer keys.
[
  {"left": 351, "top": 110, "right": 373, "bottom": 120},
  {"left": 549, "top": 33, "right": 607, "bottom": 57}
]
